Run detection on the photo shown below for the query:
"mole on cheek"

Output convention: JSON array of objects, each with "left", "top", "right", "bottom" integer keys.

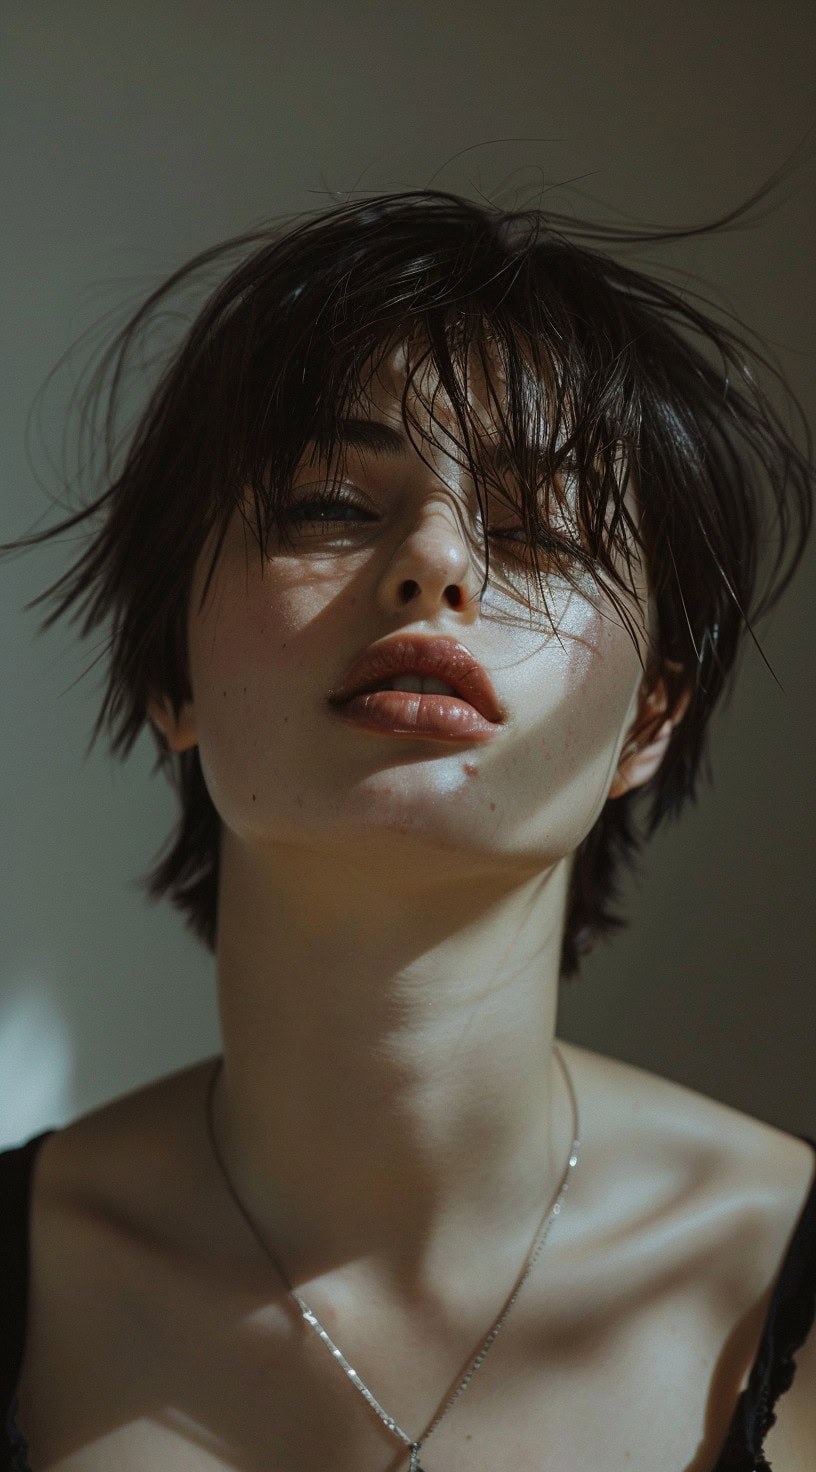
[{"left": 463, "top": 763, "right": 479, "bottom": 778}]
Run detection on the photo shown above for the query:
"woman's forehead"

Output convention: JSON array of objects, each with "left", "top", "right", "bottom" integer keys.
[
  {"left": 350, "top": 332, "right": 547, "bottom": 446},
  {"left": 344, "top": 334, "right": 640, "bottom": 525}
]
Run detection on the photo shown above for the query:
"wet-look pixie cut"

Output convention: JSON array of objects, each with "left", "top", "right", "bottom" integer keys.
[{"left": 3, "top": 189, "right": 813, "bottom": 978}]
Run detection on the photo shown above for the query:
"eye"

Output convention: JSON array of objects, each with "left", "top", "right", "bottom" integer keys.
[
  {"left": 281, "top": 489, "right": 376, "bottom": 532},
  {"left": 489, "top": 525, "right": 530, "bottom": 545},
  {"left": 277, "top": 488, "right": 566, "bottom": 565}
]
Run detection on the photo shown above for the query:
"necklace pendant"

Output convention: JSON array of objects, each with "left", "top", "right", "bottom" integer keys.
[{"left": 409, "top": 1444, "right": 424, "bottom": 1471}]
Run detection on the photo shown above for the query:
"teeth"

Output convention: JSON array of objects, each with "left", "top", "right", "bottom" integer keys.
[{"left": 376, "top": 675, "right": 460, "bottom": 696}]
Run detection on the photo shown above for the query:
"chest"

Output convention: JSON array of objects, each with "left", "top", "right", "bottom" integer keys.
[{"left": 13, "top": 1200, "right": 772, "bottom": 1472}]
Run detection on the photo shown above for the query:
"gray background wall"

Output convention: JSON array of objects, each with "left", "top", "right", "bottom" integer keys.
[{"left": 1, "top": 1, "right": 814, "bottom": 1147}]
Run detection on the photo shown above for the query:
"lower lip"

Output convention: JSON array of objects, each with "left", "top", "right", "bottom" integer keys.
[{"left": 330, "top": 691, "right": 501, "bottom": 742}]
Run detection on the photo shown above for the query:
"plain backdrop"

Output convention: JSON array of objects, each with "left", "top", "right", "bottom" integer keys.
[{"left": 1, "top": 1, "right": 814, "bottom": 1148}]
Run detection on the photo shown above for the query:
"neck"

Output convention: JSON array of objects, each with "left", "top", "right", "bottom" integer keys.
[{"left": 210, "top": 828, "right": 577, "bottom": 1303}]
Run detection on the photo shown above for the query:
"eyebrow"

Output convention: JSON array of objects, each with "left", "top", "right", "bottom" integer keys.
[{"left": 319, "top": 416, "right": 531, "bottom": 474}]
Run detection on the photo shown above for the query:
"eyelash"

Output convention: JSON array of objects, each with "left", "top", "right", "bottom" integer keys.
[
  {"left": 282, "top": 488, "right": 532, "bottom": 546},
  {"left": 282, "top": 489, "right": 372, "bottom": 527}
]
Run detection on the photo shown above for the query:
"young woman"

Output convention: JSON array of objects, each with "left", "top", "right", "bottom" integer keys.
[{"left": 1, "top": 189, "right": 814, "bottom": 1472}]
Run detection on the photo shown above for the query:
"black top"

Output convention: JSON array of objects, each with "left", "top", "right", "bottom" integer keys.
[{"left": 2, "top": 1129, "right": 815, "bottom": 1472}]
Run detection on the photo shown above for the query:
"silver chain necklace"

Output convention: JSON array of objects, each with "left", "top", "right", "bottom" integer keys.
[{"left": 204, "top": 1043, "right": 580, "bottom": 1470}]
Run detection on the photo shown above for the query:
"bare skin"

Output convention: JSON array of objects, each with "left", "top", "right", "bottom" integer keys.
[
  {"left": 14, "top": 1050, "right": 816, "bottom": 1470},
  {"left": 12, "top": 343, "right": 816, "bottom": 1468}
]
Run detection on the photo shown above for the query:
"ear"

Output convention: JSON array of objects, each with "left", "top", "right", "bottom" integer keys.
[
  {"left": 608, "top": 670, "right": 692, "bottom": 801},
  {"left": 146, "top": 693, "right": 199, "bottom": 753}
]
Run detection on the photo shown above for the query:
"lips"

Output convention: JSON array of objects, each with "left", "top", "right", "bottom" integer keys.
[{"left": 328, "top": 636, "right": 506, "bottom": 725}]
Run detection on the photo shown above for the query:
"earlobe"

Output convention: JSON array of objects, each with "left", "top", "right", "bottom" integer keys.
[
  {"left": 608, "top": 680, "right": 692, "bottom": 801},
  {"left": 608, "top": 718, "right": 674, "bottom": 799},
  {"left": 146, "top": 695, "right": 199, "bottom": 753}
]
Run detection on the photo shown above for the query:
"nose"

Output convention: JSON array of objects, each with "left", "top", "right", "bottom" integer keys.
[{"left": 376, "top": 495, "right": 486, "bottom": 615}]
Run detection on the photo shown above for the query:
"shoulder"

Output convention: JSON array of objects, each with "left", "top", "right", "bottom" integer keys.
[
  {"left": 35, "top": 1042, "right": 816, "bottom": 1222},
  {"left": 24, "top": 1046, "right": 816, "bottom": 1472},
  {"left": 30, "top": 1045, "right": 816, "bottom": 1317},
  {"left": 561, "top": 1041, "right": 816, "bottom": 1467},
  {"left": 36, "top": 1043, "right": 816, "bottom": 1248},
  {"left": 556, "top": 1040, "right": 815, "bottom": 1310},
  {"left": 558, "top": 1037, "right": 814, "bottom": 1193},
  {"left": 27, "top": 1056, "right": 217, "bottom": 1259}
]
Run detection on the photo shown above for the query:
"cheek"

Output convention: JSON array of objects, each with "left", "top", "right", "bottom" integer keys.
[
  {"left": 561, "top": 605, "right": 640, "bottom": 769},
  {"left": 503, "top": 592, "right": 643, "bottom": 850},
  {"left": 184, "top": 568, "right": 318, "bottom": 817},
  {"left": 188, "top": 536, "right": 325, "bottom": 707},
  {"left": 184, "top": 541, "right": 367, "bottom": 826}
]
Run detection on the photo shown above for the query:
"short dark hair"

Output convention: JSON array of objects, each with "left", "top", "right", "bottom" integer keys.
[{"left": 3, "top": 188, "right": 812, "bottom": 979}]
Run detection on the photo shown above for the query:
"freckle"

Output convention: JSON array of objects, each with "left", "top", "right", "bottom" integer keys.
[
  {"left": 283, "top": 715, "right": 289, "bottom": 724},
  {"left": 252, "top": 793, "right": 256, "bottom": 801},
  {"left": 489, "top": 801, "right": 496, "bottom": 811},
  {"left": 463, "top": 762, "right": 479, "bottom": 778}
]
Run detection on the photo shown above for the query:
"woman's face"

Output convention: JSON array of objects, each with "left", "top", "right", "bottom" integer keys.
[{"left": 153, "top": 341, "right": 658, "bottom": 873}]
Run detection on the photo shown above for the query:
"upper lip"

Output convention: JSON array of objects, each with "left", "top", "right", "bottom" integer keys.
[{"left": 328, "top": 636, "right": 507, "bottom": 724}]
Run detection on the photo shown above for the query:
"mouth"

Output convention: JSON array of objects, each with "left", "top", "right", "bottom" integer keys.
[
  {"left": 328, "top": 636, "right": 507, "bottom": 726},
  {"left": 353, "top": 674, "right": 462, "bottom": 697},
  {"left": 328, "top": 685, "right": 502, "bottom": 743}
]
